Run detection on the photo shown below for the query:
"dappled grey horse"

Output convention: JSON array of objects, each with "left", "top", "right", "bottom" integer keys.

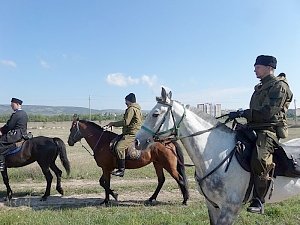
[{"left": 135, "top": 87, "right": 300, "bottom": 225}]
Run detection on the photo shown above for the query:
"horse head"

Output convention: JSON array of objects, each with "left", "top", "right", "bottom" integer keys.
[
  {"left": 67, "top": 115, "right": 83, "bottom": 146},
  {"left": 135, "top": 87, "right": 185, "bottom": 150}
]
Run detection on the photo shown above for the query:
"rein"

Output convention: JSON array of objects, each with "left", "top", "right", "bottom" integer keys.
[{"left": 79, "top": 140, "right": 94, "bottom": 156}]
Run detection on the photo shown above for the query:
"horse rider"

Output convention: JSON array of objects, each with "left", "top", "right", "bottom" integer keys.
[
  {"left": 106, "top": 93, "right": 143, "bottom": 177},
  {"left": 229, "top": 55, "right": 293, "bottom": 214},
  {"left": 0, "top": 98, "right": 29, "bottom": 171}
]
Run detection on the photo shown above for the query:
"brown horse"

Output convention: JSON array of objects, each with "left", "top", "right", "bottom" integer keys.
[
  {"left": 67, "top": 116, "right": 189, "bottom": 206},
  {"left": 1, "top": 136, "right": 70, "bottom": 201}
]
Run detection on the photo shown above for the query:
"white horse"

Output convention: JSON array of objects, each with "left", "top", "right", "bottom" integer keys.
[{"left": 135, "top": 87, "right": 300, "bottom": 225}]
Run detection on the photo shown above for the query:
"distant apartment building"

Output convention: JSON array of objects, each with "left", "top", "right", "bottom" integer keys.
[{"left": 197, "top": 103, "right": 221, "bottom": 117}]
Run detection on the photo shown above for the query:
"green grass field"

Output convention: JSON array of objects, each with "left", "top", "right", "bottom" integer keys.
[{"left": 0, "top": 121, "right": 300, "bottom": 225}]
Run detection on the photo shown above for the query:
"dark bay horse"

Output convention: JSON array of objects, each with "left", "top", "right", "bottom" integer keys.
[
  {"left": 67, "top": 117, "right": 189, "bottom": 206},
  {"left": 1, "top": 136, "right": 70, "bottom": 201}
]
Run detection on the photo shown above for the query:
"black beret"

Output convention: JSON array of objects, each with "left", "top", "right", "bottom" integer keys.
[
  {"left": 125, "top": 93, "right": 136, "bottom": 103},
  {"left": 11, "top": 98, "right": 23, "bottom": 105},
  {"left": 254, "top": 55, "right": 277, "bottom": 69}
]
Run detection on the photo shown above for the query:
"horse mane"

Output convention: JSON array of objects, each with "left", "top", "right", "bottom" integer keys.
[
  {"left": 79, "top": 120, "right": 118, "bottom": 136},
  {"left": 188, "top": 107, "right": 233, "bottom": 133},
  {"left": 161, "top": 99, "right": 233, "bottom": 133}
]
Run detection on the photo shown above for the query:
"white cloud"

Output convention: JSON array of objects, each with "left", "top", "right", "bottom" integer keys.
[
  {"left": 106, "top": 73, "right": 157, "bottom": 88},
  {"left": 40, "top": 59, "right": 50, "bottom": 69},
  {"left": 141, "top": 75, "right": 157, "bottom": 88},
  {"left": 0, "top": 60, "right": 17, "bottom": 68}
]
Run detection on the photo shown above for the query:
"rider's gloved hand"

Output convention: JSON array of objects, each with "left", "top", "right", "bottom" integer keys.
[{"left": 228, "top": 110, "right": 244, "bottom": 120}]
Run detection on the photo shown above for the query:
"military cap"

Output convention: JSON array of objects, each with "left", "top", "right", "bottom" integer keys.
[
  {"left": 11, "top": 97, "right": 23, "bottom": 105},
  {"left": 254, "top": 55, "right": 277, "bottom": 69}
]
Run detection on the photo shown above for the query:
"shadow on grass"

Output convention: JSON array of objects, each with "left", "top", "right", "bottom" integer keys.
[{"left": 0, "top": 191, "right": 175, "bottom": 210}]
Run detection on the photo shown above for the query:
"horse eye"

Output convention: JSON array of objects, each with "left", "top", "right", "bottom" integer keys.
[{"left": 152, "top": 113, "right": 159, "bottom": 117}]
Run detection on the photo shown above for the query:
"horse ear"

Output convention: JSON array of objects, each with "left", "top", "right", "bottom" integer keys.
[
  {"left": 168, "top": 91, "right": 172, "bottom": 100},
  {"left": 161, "top": 87, "right": 167, "bottom": 102},
  {"left": 73, "top": 114, "right": 79, "bottom": 121}
]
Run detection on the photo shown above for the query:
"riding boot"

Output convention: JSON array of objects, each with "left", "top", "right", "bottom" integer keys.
[
  {"left": 111, "top": 159, "right": 125, "bottom": 177},
  {"left": 247, "top": 175, "right": 270, "bottom": 214}
]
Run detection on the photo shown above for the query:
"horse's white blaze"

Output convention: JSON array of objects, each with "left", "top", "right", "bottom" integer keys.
[{"left": 135, "top": 88, "right": 300, "bottom": 225}]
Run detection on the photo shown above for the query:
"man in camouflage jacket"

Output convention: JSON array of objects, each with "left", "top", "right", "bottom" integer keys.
[{"left": 229, "top": 55, "right": 293, "bottom": 214}]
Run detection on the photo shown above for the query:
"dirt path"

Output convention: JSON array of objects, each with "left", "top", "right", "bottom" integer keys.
[{"left": 0, "top": 179, "right": 203, "bottom": 210}]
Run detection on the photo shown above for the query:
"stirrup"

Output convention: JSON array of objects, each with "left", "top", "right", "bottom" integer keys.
[
  {"left": 247, "top": 198, "right": 264, "bottom": 214},
  {"left": 0, "top": 162, "right": 5, "bottom": 172},
  {"left": 111, "top": 169, "right": 125, "bottom": 177}
]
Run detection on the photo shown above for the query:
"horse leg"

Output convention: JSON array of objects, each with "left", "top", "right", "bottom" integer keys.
[
  {"left": 50, "top": 163, "right": 64, "bottom": 195},
  {"left": 38, "top": 163, "right": 53, "bottom": 201},
  {"left": 162, "top": 160, "right": 189, "bottom": 205},
  {"left": 206, "top": 199, "right": 241, "bottom": 225},
  {"left": 206, "top": 202, "right": 220, "bottom": 225},
  {"left": 99, "top": 173, "right": 118, "bottom": 206},
  {"left": 1, "top": 169, "right": 13, "bottom": 201},
  {"left": 215, "top": 204, "right": 240, "bottom": 225},
  {"left": 147, "top": 162, "right": 165, "bottom": 204}
]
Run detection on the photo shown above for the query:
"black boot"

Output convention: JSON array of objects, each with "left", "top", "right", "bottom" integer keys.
[
  {"left": 111, "top": 159, "right": 125, "bottom": 177},
  {"left": 247, "top": 175, "right": 270, "bottom": 214},
  {"left": 247, "top": 198, "right": 264, "bottom": 214}
]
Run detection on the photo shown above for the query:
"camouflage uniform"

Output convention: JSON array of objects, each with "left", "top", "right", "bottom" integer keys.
[
  {"left": 243, "top": 74, "right": 293, "bottom": 204},
  {"left": 110, "top": 103, "right": 143, "bottom": 160}
]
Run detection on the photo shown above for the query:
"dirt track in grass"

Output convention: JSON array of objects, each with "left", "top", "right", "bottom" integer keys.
[{"left": 0, "top": 178, "right": 203, "bottom": 209}]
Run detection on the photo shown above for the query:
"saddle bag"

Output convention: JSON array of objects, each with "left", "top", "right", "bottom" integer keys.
[{"left": 273, "top": 146, "right": 300, "bottom": 178}]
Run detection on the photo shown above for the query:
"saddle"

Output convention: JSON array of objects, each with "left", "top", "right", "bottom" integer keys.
[
  {"left": 110, "top": 135, "right": 141, "bottom": 160},
  {"left": 3, "top": 132, "right": 33, "bottom": 156},
  {"left": 234, "top": 125, "right": 300, "bottom": 178}
]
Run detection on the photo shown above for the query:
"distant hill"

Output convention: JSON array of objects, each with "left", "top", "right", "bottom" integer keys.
[{"left": 0, "top": 105, "right": 124, "bottom": 116}]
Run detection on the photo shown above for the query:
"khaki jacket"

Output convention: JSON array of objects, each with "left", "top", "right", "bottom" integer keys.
[
  {"left": 243, "top": 74, "right": 293, "bottom": 133},
  {"left": 111, "top": 103, "right": 143, "bottom": 135}
]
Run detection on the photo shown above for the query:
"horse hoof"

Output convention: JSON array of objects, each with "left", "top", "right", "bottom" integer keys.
[
  {"left": 40, "top": 196, "right": 48, "bottom": 201},
  {"left": 57, "top": 187, "right": 64, "bottom": 195},
  {"left": 114, "top": 193, "right": 118, "bottom": 201},
  {"left": 99, "top": 200, "right": 108, "bottom": 206},
  {"left": 145, "top": 199, "right": 156, "bottom": 206}
]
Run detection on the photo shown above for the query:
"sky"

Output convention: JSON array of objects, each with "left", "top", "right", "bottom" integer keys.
[{"left": 0, "top": 0, "right": 299, "bottom": 111}]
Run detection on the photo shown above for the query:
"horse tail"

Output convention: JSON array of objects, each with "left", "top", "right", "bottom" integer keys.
[
  {"left": 173, "top": 141, "right": 188, "bottom": 185},
  {"left": 53, "top": 137, "right": 71, "bottom": 176}
]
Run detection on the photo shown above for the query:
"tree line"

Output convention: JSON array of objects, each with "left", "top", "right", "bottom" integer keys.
[
  {"left": 0, "top": 114, "right": 125, "bottom": 123},
  {"left": 0, "top": 112, "right": 296, "bottom": 123}
]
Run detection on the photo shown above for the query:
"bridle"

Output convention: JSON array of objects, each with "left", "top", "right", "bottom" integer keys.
[
  {"left": 141, "top": 100, "right": 186, "bottom": 141},
  {"left": 70, "top": 120, "right": 105, "bottom": 156},
  {"left": 141, "top": 100, "right": 234, "bottom": 208},
  {"left": 70, "top": 121, "right": 83, "bottom": 143}
]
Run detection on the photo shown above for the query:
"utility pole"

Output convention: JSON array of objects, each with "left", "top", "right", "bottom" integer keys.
[
  {"left": 89, "top": 95, "right": 91, "bottom": 121},
  {"left": 295, "top": 99, "right": 297, "bottom": 125}
]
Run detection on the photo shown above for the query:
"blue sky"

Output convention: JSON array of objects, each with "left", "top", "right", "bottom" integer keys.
[{"left": 0, "top": 0, "right": 299, "bottom": 111}]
